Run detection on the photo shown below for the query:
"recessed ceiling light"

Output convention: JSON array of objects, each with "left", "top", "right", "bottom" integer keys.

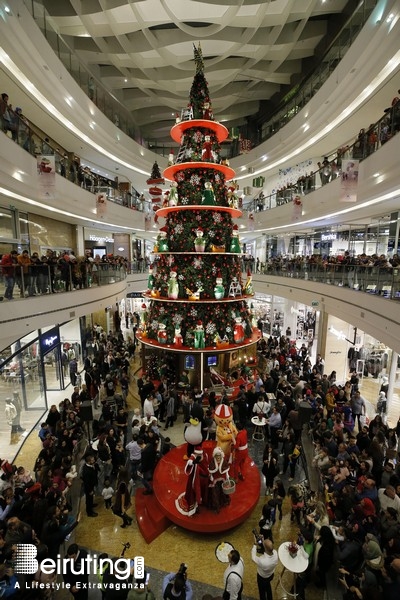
[
  {"left": 373, "top": 172, "right": 380, "bottom": 177},
  {"left": 4, "top": 6, "right": 11, "bottom": 13},
  {"left": 124, "top": 78, "right": 128, "bottom": 83}
]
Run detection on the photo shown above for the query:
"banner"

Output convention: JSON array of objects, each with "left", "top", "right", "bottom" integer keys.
[
  {"left": 145, "top": 214, "right": 152, "bottom": 231},
  {"left": 292, "top": 196, "right": 303, "bottom": 222},
  {"left": 340, "top": 159, "right": 359, "bottom": 202},
  {"left": 96, "top": 193, "right": 107, "bottom": 216},
  {"left": 37, "top": 155, "right": 55, "bottom": 200},
  {"left": 248, "top": 211, "right": 255, "bottom": 231}
]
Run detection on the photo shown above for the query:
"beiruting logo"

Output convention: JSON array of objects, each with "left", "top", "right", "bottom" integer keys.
[{"left": 14, "top": 545, "right": 145, "bottom": 591}]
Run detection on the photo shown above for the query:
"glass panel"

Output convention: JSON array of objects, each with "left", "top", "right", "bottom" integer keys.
[{"left": 0, "top": 208, "right": 14, "bottom": 240}]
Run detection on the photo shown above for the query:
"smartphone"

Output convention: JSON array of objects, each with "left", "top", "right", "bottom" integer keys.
[{"left": 145, "top": 573, "right": 150, "bottom": 585}]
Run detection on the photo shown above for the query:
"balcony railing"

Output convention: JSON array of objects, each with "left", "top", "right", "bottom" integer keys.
[
  {"left": 0, "top": 262, "right": 127, "bottom": 302},
  {"left": 244, "top": 105, "right": 400, "bottom": 213},
  {"left": 257, "top": 263, "right": 400, "bottom": 301}
]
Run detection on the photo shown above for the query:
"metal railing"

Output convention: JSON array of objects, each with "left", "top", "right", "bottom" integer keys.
[
  {"left": 0, "top": 262, "right": 127, "bottom": 301},
  {"left": 256, "top": 263, "right": 400, "bottom": 301}
]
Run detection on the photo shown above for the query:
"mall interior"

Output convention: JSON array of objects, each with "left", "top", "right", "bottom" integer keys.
[{"left": 1, "top": 0, "right": 400, "bottom": 598}]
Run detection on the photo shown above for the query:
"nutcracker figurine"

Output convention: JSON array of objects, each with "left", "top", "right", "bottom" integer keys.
[
  {"left": 140, "top": 303, "right": 148, "bottom": 331},
  {"left": 157, "top": 227, "right": 169, "bottom": 252},
  {"left": 233, "top": 317, "right": 245, "bottom": 344},
  {"left": 169, "top": 182, "right": 178, "bottom": 207},
  {"left": 147, "top": 264, "right": 155, "bottom": 291},
  {"left": 168, "top": 267, "right": 179, "bottom": 299},
  {"left": 214, "top": 271, "right": 225, "bottom": 300},
  {"left": 194, "top": 227, "right": 206, "bottom": 252},
  {"left": 202, "top": 135, "right": 213, "bottom": 162},
  {"left": 202, "top": 181, "right": 216, "bottom": 206},
  {"left": 157, "top": 323, "right": 168, "bottom": 344},
  {"left": 194, "top": 320, "right": 205, "bottom": 349},
  {"left": 229, "top": 225, "right": 241, "bottom": 253},
  {"left": 203, "top": 99, "right": 212, "bottom": 120},
  {"left": 168, "top": 150, "right": 174, "bottom": 166}
]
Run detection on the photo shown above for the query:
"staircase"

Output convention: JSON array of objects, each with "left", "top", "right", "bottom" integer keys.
[{"left": 135, "top": 489, "right": 172, "bottom": 543}]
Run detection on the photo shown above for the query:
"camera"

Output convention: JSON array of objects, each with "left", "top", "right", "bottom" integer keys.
[
  {"left": 178, "top": 563, "right": 187, "bottom": 575},
  {"left": 252, "top": 529, "right": 265, "bottom": 554}
]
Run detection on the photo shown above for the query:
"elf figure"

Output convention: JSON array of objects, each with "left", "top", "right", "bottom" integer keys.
[
  {"left": 157, "top": 323, "right": 168, "bottom": 344},
  {"left": 229, "top": 225, "right": 241, "bottom": 253},
  {"left": 158, "top": 227, "right": 169, "bottom": 252},
  {"left": 243, "top": 269, "right": 254, "bottom": 296},
  {"left": 202, "top": 181, "right": 216, "bottom": 206},
  {"left": 194, "top": 227, "right": 206, "bottom": 252},
  {"left": 147, "top": 264, "right": 155, "bottom": 291},
  {"left": 168, "top": 267, "right": 179, "bottom": 299},
  {"left": 214, "top": 272, "right": 225, "bottom": 300},
  {"left": 233, "top": 317, "right": 245, "bottom": 344},
  {"left": 169, "top": 182, "right": 178, "bottom": 206},
  {"left": 174, "top": 327, "right": 183, "bottom": 347},
  {"left": 194, "top": 320, "right": 205, "bottom": 349},
  {"left": 227, "top": 186, "right": 238, "bottom": 209},
  {"left": 168, "top": 150, "right": 174, "bottom": 166},
  {"left": 202, "top": 135, "right": 213, "bottom": 162}
]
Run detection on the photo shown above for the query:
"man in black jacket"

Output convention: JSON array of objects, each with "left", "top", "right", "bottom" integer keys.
[
  {"left": 63, "top": 543, "right": 89, "bottom": 600},
  {"left": 81, "top": 454, "right": 99, "bottom": 516},
  {"left": 139, "top": 438, "right": 157, "bottom": 495}
]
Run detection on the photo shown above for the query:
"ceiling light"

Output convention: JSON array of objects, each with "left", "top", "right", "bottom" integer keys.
[
  {"left": 303, "top": 124, "right": 309, "bottom": 132},
  {"left": 118, "top": 247, "right": 124, "bottom": 252},
  {"left": 373, "top": 173, "right": 380, "bottom": 177},
  {"left": 386, "top": 13, "right": 394, "bottom": 23},
  {"left": 124, "top": 78, "right": 127, "bottom": 83},
  {"left": 89, "top": 122, "right": 95, "bottom": 129},
  {"left": 262, "top": 156, "right": 267, "bottom": 161},
  {"left": 4, "top": 6, "right": 11, "bottom": 13}
]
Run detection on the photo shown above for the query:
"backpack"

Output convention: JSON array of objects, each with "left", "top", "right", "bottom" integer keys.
[{"left": 223, "top": 572, "right": 243, "bottom": 600}]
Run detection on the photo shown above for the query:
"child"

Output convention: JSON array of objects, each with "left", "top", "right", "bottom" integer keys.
[
  {"left": 101, "top": 478, "right": 114, "bottom": 509},
  {"left": 162, "top": 437, "right": 172, "bottom": 456},
  {"left": 288, "top": 443, "right": 301, "bottom": 481}
]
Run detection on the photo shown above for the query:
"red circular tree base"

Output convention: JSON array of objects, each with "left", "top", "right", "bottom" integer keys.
[{"left": 152, "top": 442, "right": 261, "bottom": 533}]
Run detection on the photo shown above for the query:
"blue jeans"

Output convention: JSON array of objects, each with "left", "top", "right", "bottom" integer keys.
[{"left": 4, "top": 275, "right": 15, "bottom": 299}]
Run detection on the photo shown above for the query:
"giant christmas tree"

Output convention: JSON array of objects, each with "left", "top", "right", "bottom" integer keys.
[{"left": 138, "top": 44, "right": 260, "bottom": 389}]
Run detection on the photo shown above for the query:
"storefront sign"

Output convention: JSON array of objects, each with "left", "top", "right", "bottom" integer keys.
[
  {"left": 311, "top": 300, "right": 319, "bottom": 307},
  {"left": 89, "top": 234, "right": 114, "bottom": 243},
  {"left": 40, "top": 327, "right": 60, "bottom": 355},
  {"left": 321, "top": 233, "right": 337, "bottom": 241}
]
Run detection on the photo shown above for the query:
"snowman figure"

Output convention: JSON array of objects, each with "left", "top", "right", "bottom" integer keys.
[
  {"left": 229, "top": 225, "right": 241, "bottom": 253},
  {"left": 214, "top": 272, "right": 225, "bottom": 300},
  {"left": 158, "top": 227, "right": 169, "bottom": 252},
  {"left": 168, "top": 267, "right": 179, "bottom": 299},
  {"left": 174, "top": 327, "right": 183, "bottom": 347},
  {"left": 194, "top": 227, "right": 206, "bottom": 252},
  {"left": 157, "top": 323, "right": 168, "bottom": 344}
]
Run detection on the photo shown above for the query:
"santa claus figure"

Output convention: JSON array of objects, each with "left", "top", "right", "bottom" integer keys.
[
  {"left": 207, "top": 446, "right": 231, "bottom": 512},
  {"left": 175, "top": 448, "right": 209, "bottom": 516}
]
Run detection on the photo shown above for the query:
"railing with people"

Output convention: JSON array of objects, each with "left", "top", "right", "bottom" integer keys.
[
  {"left": 244, "top": 104, "right": 400, "bottom": 214},
  {"left": 256, "top": 261, "right": 400, "bottom": 301},
  {"left": 0, "top": 260, "right": 127, "bottom": 301}
]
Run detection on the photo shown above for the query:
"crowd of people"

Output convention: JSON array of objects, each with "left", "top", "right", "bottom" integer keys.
[
  {"left": 256, "top": 251, "right": 400, "bottom": 277},
  {"left": 0, "top": 248, "right": 129, "bottom": 299}
]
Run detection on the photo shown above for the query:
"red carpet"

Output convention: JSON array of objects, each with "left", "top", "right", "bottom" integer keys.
[{"left": 136, "top": 442, "right": 261, "bottom": 537}]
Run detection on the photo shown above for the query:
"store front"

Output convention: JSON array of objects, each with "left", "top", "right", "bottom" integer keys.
[{"left": 84, "top": 228, "right": 114, "bottom": 257}]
